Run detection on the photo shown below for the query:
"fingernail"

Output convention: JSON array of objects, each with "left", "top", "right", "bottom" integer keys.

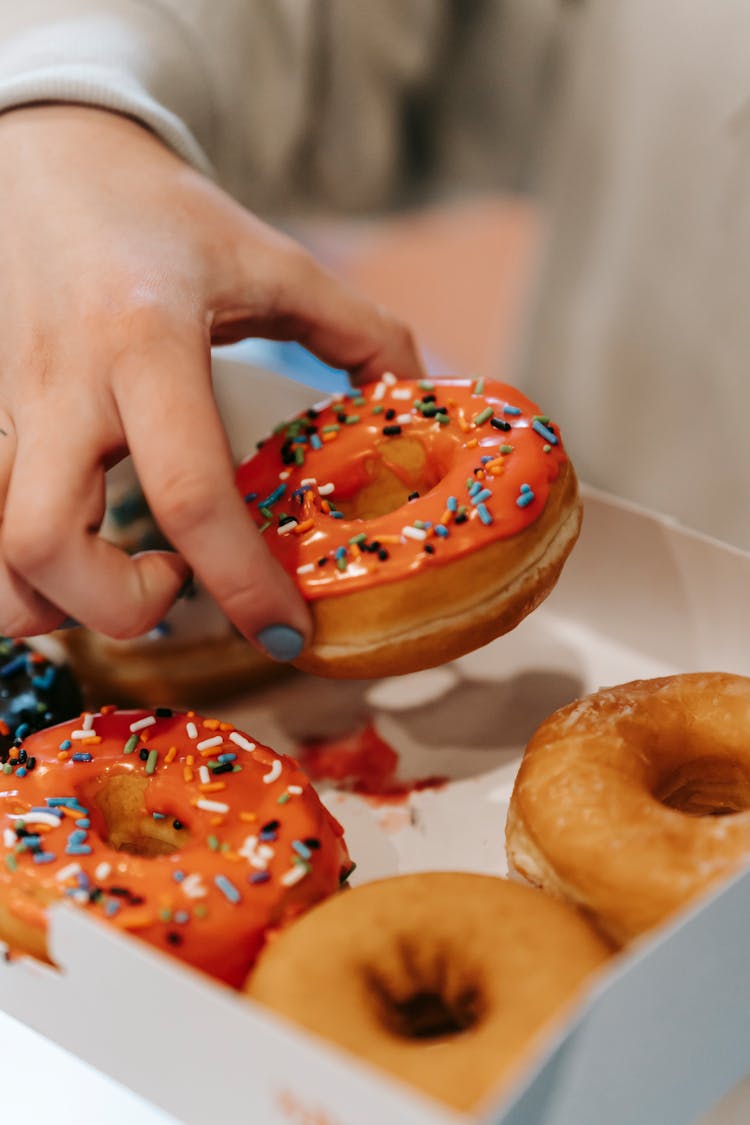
[
  {"left": 58, "top": 617, "right": 81, "bottom": 631},
  {"left": 254, "top": 624, "right": 305, "bottom": 662}
]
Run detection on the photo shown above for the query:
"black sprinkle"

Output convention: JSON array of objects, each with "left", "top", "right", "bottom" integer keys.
[
  {"left": 455, "top": 513, "right": 468, "bottom": 525},
  {"left": 317, "top": 556, "right": 329, "bottom": 567},
  {"left": 139, "top": 748, "right": 149, "bottom": 761},
  {"left": 382, "top": 425, "right": 402, "bottom": 437},
  {"left": 423, "top": 394, "right": 436, "bottom": 403},
  {"left": 166, "top": 931, "right": 183, "bottom": 946},
  {"left": 26, "top": 757, "right": 36, "bottom": 771},
  {"left": 210, "top": 761, "right": 234, "bottom": 775},
  {"left": 255, "top": 439, "right": 265, "bottom": 450},
  {"left": 306, "top": 408, "right": 319, "bottom": 420},
  {"left": 172, "top": 819, "right": 184, "bottom": 831},
  {"left": 303, "top": 837, "right": 321, "bottom": 849},
  {"left": 377, "top": 548, "right": 390, "bottom": 561},
  {"left": 261, "top": 819, "right": 280, "bottom": 833},
  {"left": 385, "top": 408, "right": 396, "bottom": 421},
  {"left": 490, "top": 418, "right": 511, "bottom": 432},
  {"left": 88, "top": 888, "right": 103, "bottom": 904},
  {"left": 278, "top": 515, "right": 297, "bottom": 527},
  {"left": 17, "top": 748, "right": 26, "bottom": 764},
  {"left": 407, "top": 492, "right": 419, "bottom": 501},
  {"left": 424, "top": 544, "right": 436, "bottom": 554},
  {"left": 155, "top": 707, "right": 173, "bottom": 718}
]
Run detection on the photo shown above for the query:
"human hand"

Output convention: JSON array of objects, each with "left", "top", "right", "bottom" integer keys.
[{"left": 0, "top": 105, "right": 424, "bottom": 658}]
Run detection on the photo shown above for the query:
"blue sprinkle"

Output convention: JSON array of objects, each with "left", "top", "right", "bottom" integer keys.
[
  {"left": 72, "top": 753, "right": 93, "bottom": 763},
  {"left": 447, "top": 496, "right": 458, "bottom": 512},
  {"left": 260, "top": 828, "right": 278, "bottom": 842},
  {"left": 174, "top": 910, "right": 190, "bottom": 924},
  {"left": 33, "top": 806, "right": 62, "bottom": 816},
  {"left": 243, "top": 491, "right": 258, "bottom": 503},
  {"left": 15, "top": 723, "right": 31, "bottom": 740},
  {"left": 172, "top": 870, "right": 185, "bottom": 883},
  {"left": 249, "top": 871, "right": 271, "bottom": 885},
  {"left": 76, "top": 818, "right": 90, "bottom": 829},
  {"left": 32, "top": 667, "right": 56, "bottom": 691},
  {"left": 76, "top": 871, "right": 91, "bottom": 888},
  {"left": 532, "top": 419, "right": 558, "bottom": 444},
  {"left": 292, "top": 436, "right": 308, "bottom": 444},
  {"left": 468, "top": 480, "right": 482, "bottom": 498},
  {"left": 503, "top": 405, "right": 522, "bottom": 416},
  {"left": 480, "top": 455, "right": 494, "bottom": 464},
  {"left": 15, "top": 767, "right": 27, "bottom": 778},
  {"left": 152, "top": 812, "right": 166, "bottom": 820},
  {"left": 105, "top": 899, "right": 121, "bottom": 916},
  {"left": 476, "top": 503, "right": 493, "bottom": 526},
  {"left": 58, "top": 741, "right": 72, "bottom": 752},
  {"left": 33, "top": 852, "right": 57, "bottom": 864},
  {"left": 335, "top": 546, "right": 347, "bottom": 559},
  {"left": 330, "top": 510, "right": 344, "bottom": 519},
  {"left": 68, "top": 830, "right": 88, "bottom": 846},
  {"left": 516, "top": 491, "right": 535, "bottom": 509},
  {"left": 472, "top": 488, "right": 492, "bottom": 505},
  {"left": 310, "top": 434, "right": 322, "bottom": 450},
  {"left": 434, "top": 524, "right": 449, "bottom": 538},
  {"left": 21, "top": 835, "right": 41, "bottom": 847},
  {"left": 521, "top": 482, "right": 532, "bottom": 493},
  {"left": 217, "top": 753, "right": 237, "bottom": 764},
  {"left": 214, "top": 874, "right": 241, "bottom": 904},
  {"left": 258, "top": 483, "right": 286, "bottom": 508},
  {"left": 0, "top": 656, "right": 27, "bottom": 677},
  {"left": 292, "top": 840, "right": 312, "bottom": 861},
  {"left": 66, "top": 844, "right": 93, "bottom": 856}
]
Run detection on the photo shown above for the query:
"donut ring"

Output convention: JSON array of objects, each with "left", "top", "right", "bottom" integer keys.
[
  {"left": 246, "top": 872, "right": 610, "bottom": 1112},
  {"left": 0, "top": 707, "right": 351, "bottom": 986},
  {"left": 236, "top": 376, "right": 581, "bottom": 678},
  {"left": 507, "top": 673, "right": 750, "bottom": 945}
]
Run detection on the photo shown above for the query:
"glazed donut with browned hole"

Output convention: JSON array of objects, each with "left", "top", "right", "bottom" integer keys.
[
  {"left": 246, "top": 872, "right": 610, "bottom": 1112},
  {"left": 507, "top": 673, "right": 750, "bottom": 945},
  {"left": 236, "top": 376, "right": 581, "bottom": 678}
]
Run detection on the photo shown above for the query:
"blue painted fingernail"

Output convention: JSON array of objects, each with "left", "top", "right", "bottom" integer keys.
[
  {"left": 58, "top": 617, "right": 81, "bottom": 631},
  {"left": 254, "top": 624, "right": 305, "bottom": 662}
]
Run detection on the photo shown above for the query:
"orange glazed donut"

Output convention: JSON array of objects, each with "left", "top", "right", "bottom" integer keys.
[
  {"left": 506, "top": 673, "right": 750, "bottom": 945},
  {"left": 0, "top": 707, "right": 351, "bottom": 986},
  {"left": 247, "top": 873, "right": 611, "bottom": 1113},
  {"left": 236, "top": 376, "right": 581, "bottom": 677}
]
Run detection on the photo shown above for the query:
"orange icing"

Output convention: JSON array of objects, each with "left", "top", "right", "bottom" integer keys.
[
  {"left": 0, "top": 709, "right": 351, "bottom": 987},
  {"left": 236, "top": 377, "right": 569, "bottom": 599}
]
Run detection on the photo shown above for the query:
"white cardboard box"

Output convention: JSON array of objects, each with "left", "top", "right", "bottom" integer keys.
[{"left": 2, "top": 360, "right": 750, "bottom": 1124}]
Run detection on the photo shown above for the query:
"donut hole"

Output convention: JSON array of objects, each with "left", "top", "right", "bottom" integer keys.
[
  {"left": 364, "top": 947, "right": 484, "bottom": 1040},
  {"left": 84, "top": 774, "right": 190, "bottom": 857},
  {"left": 654, "top": 756, "right": 750, "bottom": 817},
  {"left": 335, "top": 438, "right": 449, "bottom": 520}
]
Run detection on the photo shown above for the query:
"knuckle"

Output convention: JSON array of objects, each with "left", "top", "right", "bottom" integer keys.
[
  {"left": 152, "top": 475, "right": 218, "bottom": 540},
  {"left": 3, "top": 518, "right": 61, "bottom": 577}
]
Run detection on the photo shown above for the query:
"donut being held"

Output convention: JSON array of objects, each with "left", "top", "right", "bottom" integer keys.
[
  {"left": 507, "top": 673, "right": 750, "bottom": 945},
  {"left": 246, "top": 872, "right": 610, "bottom": 1112},
  {"left": 236, "top": 376, "right": 581, "bottom": 678},
  {"left": 0, "top": 707, "right": 351, "bottom": 985},
  {"left": 0, "top": 637, "right": 82, "bottom": 754}
]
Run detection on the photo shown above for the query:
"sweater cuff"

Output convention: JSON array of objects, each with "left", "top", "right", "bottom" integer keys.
[{"left": 0, "top": 63, "right": 213, "bottom": 176}]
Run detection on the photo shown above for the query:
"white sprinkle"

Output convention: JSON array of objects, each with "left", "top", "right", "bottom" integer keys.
[
  {"left": 129, "top": 715, "right": 156, "bottom": 733},
  {"left": 55, "top": 862, "right": 82, "bottom": 883},
  {"left": 396, "top": 413, "right": 413, "bottom": 425},
  {"left": 8, "top": 812, "right": 61, "bottom": 829},
  {"left": 263, "top": 759, "right": 282, "bottom": 785},
  {"left": 300, "top": 477, "right": 317, "bottom": 488},
  {"left": 402, "top": 525, "right": 427, "bottom": 541},
  {"left": 186, "top": 721, "right": 198, "bottom": 740},
  {"left": 71, "top": 729, "right": 94, "bottom": 740},
  {"left": 181, "top": 873, "right": 207, "bottom": 899},
  {"left": 279, "top": 470, "right": 291, "bottom": 480},
  {"left": 391, "top": 387, "right": 411, "bottom": 400},
  {"left": 196, "top": 735, "right": 223, "bottom": 752},
  {"left": 71, "top": 890, "right": 89, "bottom": 905},
  {"left": 3, "top": 829, "right": 15, "bottom": 848},
  {"left": 95, "top": 862, "right": 112, "bottom": 881},
  {"left": 258, "top": 844, "right": 275, "bottom": 861},
  {"left": 199, "top": 765, "right": 211, "bottom": 784},
  {"left": 229, "top": 731, "right": 256, "bottom": 753},
  {"left": 280, "top": 865, "right": 308, "bottom": 887},
  {"left": 382, "top": 371, "right": 397, "bottom": 385},
  {"left": 238, "top": 835, "right": 259, "bottom": 861},
  {"left": 195, "top": 799, "right": 230, "bottom": 814},
  {"left": 287, "top": 785, "right": 303, "bottom": 795},
  {"left": 81, "top": 712, "right": 96, "bottom": 731},
  {"left": 296, "top": 563, "right": 315, "bottom": 575},
  {"left": 277, "top": 520, "right": 298, "bottom": 535},
  {"left": 318, "top": 482, "right": 335, "bottom": 496},
  {"left": 372, "top": 381, "right": 386, "bottom": 401}
]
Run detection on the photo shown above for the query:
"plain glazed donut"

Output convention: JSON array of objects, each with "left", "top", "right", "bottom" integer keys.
[
  {"left": 507, "top": 673, "right": 750, "bottom": 945},
  {"left": 0, "top": 707, "right": 351, "bottom": 986},
  {"left": 246, "top": 872, "right": 610, "bottom": 1112},
  {"left": 236, "top": 376, "right": 581, "bottom": 678}
]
